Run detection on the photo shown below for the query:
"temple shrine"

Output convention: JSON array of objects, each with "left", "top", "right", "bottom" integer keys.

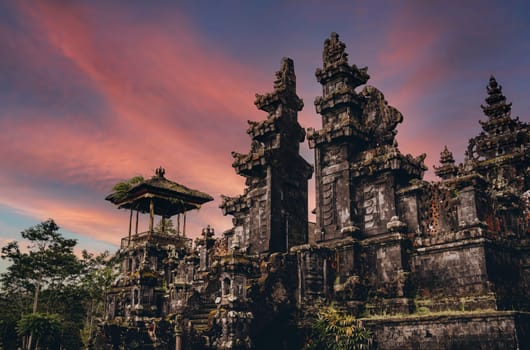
[{"left": 94, "top": 33, "right": 530, "bottom": 349}]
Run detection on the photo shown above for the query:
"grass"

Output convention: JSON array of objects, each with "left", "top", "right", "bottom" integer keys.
[{"left": 361, "top": 308, "right": 498, "bottom": 321}]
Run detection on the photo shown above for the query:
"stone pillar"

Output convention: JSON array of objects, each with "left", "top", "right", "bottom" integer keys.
[{"left": 174, "top": 314, "right": 183, "bottom": 350}]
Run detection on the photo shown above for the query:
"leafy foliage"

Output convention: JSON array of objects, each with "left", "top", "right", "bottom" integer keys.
[
  {"left": 109, "top": 175, "right": 144, "bottom": 202},
  {"left": 0, "top": 294, "right": 21, "bottom": 349},
  {"left": 304, "top": 307, "right": 372, "bottom": 350},
  {"left": 0, "top": 220, "right": 117, "bottom": 349},
  {"left": 17, "top": 313, "right": 62, "bottom": 349},
  {"left": 78, "top": 250, "right": 119, "bottom": 345},
  {"left": 154, "top": 217, "right": 178, "bottom": 234},
  {"left": 1, "top": 219, "right": 81, "bottom": 312}
]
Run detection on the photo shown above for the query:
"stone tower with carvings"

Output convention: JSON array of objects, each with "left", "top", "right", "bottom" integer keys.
[
  {"left": 96, "top": 34, "right": 530, "bottom": 350},
  {"left": 220, "top": 58, "right": 313, "bottom": 255}
]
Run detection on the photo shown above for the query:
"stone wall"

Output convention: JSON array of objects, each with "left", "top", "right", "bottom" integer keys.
[
  {"left": 485, "top": 242, "right": 529, "bottom": 310},
  {"left": 364, "top": 311, "right": 530, "bottom": 350},
  {"left": 362, "top": 233, "right": 409, "bottom": 299},
  {"left": 411, "top": 239, "right": 493, "bottom": 303}
]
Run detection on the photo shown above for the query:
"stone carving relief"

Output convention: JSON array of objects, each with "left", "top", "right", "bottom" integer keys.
[
  {"left": 420, "top": 184, "right": 459, "bottom": 235},
  {"left": 322, "top": 179, "right": 337, "bottom": 228},
  {"left": 363, "top": 184, "right": 379, "bottom": 230},
  {"left": 322, "top": 146, "right": 342, "bottom": 167},
  {"left": 360, "top": 85, "right": 403, "bottom": 145},
  {"left": 249, "top": 199, "right": 268, "bottom": 240}
]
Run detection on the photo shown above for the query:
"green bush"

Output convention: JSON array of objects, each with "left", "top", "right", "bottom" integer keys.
[{"left": 304, "top": 307, "right": 372, "bottom": 350}]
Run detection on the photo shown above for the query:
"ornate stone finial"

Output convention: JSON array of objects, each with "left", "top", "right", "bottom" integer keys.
[
  {"left": 202, "top": 225, "right": 215, "bottom": 239},
  {"left": 254, "top": 57, "right": 303, "bottom": 112},
  {"left": 273, "top": 57, "right": 296, "bottom": 95},
  {"left": 434, "top": 146, "right": 458, "bottom": 179},
  {"left": 481, "top": 76, "right": 512, "bottom": 119},
  {"left": 439, "top": 146, "right": 455, "bottom": 165},
  {"left": 155, "top": 166, "right": 165, "bottom": 178},
  {"left": 470, "top": 76, "right": 526, "bottom": 160},
  {"left": 323, "top": 32, "right": 348, "bottom": 68},
  {"left": 359, "top": 85, "right": 403, "bottom": 145}
]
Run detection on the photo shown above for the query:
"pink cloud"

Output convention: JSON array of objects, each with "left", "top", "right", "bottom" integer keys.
[
  {"left": 0, "top": 174, "right": 124, "bottom": 244},
  {"left": 371, "top": 5, "right": 448, "bottom": 108},
  {"left": 7, "top": 1, "right": 271, "bottom": 187},
  {"left": 0, "top": 2, "right": 282, "bottom": 245},
  {"left": 4, "top": 1, "right": 509, "bottom": 251},
  {"left": 0, "top": 173, "right": 230, "bottom": 245},
  {"left": 18, "top": 1, "right": 265, "bottom": 122}
]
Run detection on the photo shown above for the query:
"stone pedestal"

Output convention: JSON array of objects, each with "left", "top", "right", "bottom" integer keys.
[
  {"left": 292, "top": 245, "right": 332, "bottom": 303},
  {"left": 361, "top": 233, "right": 411, "bottom": 299},
  {"left": 411, "top": 229, "right": 497, "bottom": 311}
]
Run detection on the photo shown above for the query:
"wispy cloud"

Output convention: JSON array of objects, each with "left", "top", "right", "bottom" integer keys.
[{"left": 0, "top": 1, "right": 277, "bottom": 242}]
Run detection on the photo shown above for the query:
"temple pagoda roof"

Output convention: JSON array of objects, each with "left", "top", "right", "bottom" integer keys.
[
  {"left": 105, "top": 167, "right": 213, "bottom": 216},
  {"left": 467, "top": 76, "right": 529, "bottom": 161}
]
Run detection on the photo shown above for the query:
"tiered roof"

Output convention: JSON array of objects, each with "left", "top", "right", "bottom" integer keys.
[
  {"left": 468, "top": 76, "right": 530, "bottom": 161},
  {"left": 434, "top": 146, "right": 458, "bottom": 180}
]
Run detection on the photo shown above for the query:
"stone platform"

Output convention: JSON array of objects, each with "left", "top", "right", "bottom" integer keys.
[{"left": 362, "top": 311, "right": 530, "bottom": 349}]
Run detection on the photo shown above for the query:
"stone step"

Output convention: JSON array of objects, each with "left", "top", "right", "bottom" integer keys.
[{"left": 188, "top": 304, "right": 217, "bottom": 332}]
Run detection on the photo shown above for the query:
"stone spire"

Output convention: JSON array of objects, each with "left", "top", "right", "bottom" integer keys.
[
  {"left": 221, "top": 58, "right": 313, "bottom": 254},
  {"left": 232, "top": 58, "right": 307, "bottom": 177},
  {"left": 309, "top": 33, "right": 408, "bottom": 149},
  {"left": 434, "top": 146, "right": 458, "bottom": 180},
  {"left": 315, "top": 32, "right": 369, "bottom": 89},
  {"left": 322, "top": 32, "right": 348, "bottom": 68},
  {"left": 254, "top": 57, "right": 303, "bottom": 114},
  {"left": 273, "top": 57, "right": 296, "bottom": 95},
  {"left": 307, "top": 33, "right": 426, "bottom": 242},
  {"left": 440, "top": 145, "right": 455, "bottom": 164},
  {"left": 481, "top": 76, "right": 512, "bottom": 119},
  {"left": 467, "top": 76, "right": 529, "bottom": 161}
]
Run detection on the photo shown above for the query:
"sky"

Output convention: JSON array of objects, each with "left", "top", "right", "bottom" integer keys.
[{"left": 1, "top": 0, "right": 530, "bottom": 260}]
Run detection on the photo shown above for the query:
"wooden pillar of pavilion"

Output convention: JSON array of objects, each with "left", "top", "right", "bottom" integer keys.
[
  {"left": 183, "top": 212, "right": 187, "bottom": 237},
  {"left": 149, "top": 198, "right": 154, "bottom": 232},
  {"left": 128, "top": 208, "right": 133, "bottom": 247},
  {"left": 135, "top": 210, "right": 139, "bottom": 235}
]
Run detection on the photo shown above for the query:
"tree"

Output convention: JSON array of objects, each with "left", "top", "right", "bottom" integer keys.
[
  {"left": 1, "top": 219, "right": 82, "bottom": 350},
  {"left": 154, "top": 217, "right": 178, "bottom": 234},
  {"left": 16, "top": 313, "right": 62, "bottom": 350},
  {"left": 78, "top": 250, "right": 119, "bottom": 347},
  {"left": 304, "top": 307, "right": 372, "bottom": 350},
  {"left": 107, "top": 175, "right": 144, "bottom": 202},
  {"left": 1, "top": 219, "right": 80, "bottom": 313},
  {"left": 0, "top": 293, "right": 21, "bottom": 349}
]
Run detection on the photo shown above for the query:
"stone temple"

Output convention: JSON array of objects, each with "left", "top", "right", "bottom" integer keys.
[{"left": 94, "top": 33, "right": 530, "bottom": 349}]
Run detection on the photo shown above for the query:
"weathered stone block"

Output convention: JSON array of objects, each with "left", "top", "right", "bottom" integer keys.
[{"left": 363, "top": 311, "right": 530, "bottom": 350}]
